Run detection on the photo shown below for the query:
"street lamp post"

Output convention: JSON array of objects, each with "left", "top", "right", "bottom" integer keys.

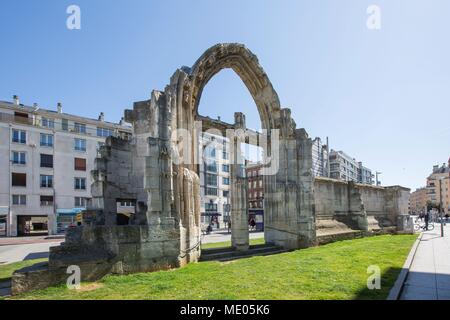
[{"left": 439, "top": 178, "right": 445, "bottom": 237}]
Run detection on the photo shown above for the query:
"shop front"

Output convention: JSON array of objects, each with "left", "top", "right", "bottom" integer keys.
[
  {"left": 201, "top": 212, "right": 222, "bottom": 229},
  {"left": 57, "top": 208, "right": 85, "bottom": 234},
  {"left": 249, "top": 209, "right": 264, "bottom": 232},
  {"left": 0, "top": 207, "right": 7, "bottom": 237},
  {"left": 17, "top": 215, "right": 49, "bottom": 236}
]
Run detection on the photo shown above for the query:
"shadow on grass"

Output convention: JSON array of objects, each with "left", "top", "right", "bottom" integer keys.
[{"left": 354, "top": 267, "right": 403, "bottom": 300}]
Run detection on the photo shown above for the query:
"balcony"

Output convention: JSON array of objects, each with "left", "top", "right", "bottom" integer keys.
[{"left": 0, "top": 111, "right": 132, "bottom": 141}]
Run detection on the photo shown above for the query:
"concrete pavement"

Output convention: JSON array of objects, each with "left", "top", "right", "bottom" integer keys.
[
  {"left": 0, "top": 241, "right": 62, "bottom": 265},
  {"left": 201, "top": 230, "right": 264, "bottom": 244},
  {"left": 400, "top": 222, "right": 450, "bottom": 300},
  {"left": 0, "top": 231, "right": 264, "bottom": 265}
]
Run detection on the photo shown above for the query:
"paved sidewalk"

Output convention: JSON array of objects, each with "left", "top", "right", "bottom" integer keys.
[
  {"left": 401, "top": 223, "right": 450, "bottom": 300},
  {"left": 0, "top": 235, "right": 64, "bottom": 246},
  {"left": 202, "top": 230, "right": 264, "bottom": 244}
]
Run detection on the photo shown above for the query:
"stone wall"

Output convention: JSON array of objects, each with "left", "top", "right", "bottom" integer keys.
[{"left": 314, "top": 177, "right": 411, "bottom": 238}]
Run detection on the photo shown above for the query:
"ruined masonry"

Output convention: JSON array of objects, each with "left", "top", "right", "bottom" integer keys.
[{"left": 11, "top": 43, "right": 413, "bottom": 294}]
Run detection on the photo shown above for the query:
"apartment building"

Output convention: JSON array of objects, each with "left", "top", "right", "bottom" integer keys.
[
  {"left": 358, "top": 162, "right": 374, "bottom": 185},
  {"left": 246, "top": 162, "right": 264, "bottom": 231},
  {"left": 329, "top": 150, "right": 374, "bottom": 185},
  {"left": 0, "top": 96, "right": 132, "bottom": 237},
  {"left": 410, "top": 187, "right": 428, "bottom": 215},
  {"left": 426, "top": 160, "right": 450, "bottom": 214},
  {"left": 198, "top": 132, "right": 231, "bottom": 229},
  {"left": 312, "top": 137, "right": 329, "bottom": 178}
]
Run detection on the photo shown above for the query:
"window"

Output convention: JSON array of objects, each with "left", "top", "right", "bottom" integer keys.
[
  {"left": 41, "top": 117, "right": 55, "bottom": 128},
  {"left": 75, "top": 197, "right": 87, "bottom": 207},
  {"left": 97, "top": 127, "right": 113, "bottom": 137},
  {"left": 40, "top": 195, "right": 54, "bottom": 206},
  {"left": 205, "top": 187, "right": 217, "bottom": 196},
  {"left": 12, "top": 195, "right": 26, "bottom": 205},
  {"left": 119, "top": 200, "right": 135, "bottom": 207},
  {"left": 223, "top": 190, "right": 229, "bottom": 198},
  {"left": 12, "top": 173, "right": 26, "bottom": 187},
  {"left": 205, "top": 161, "right": 217, "bottom": 173},
  {"left": 12, "top": 129, "right": 26, "bottom": 144},
  {"left": 74, "top": 123, "right": 86, "bottom": 134},
  {"left": 75, "top": 178, "right": 86, "bottom": 190},
  {"left": 206, "top": 174, "right": 218, "bottom": 186},
  {"left": 40, "top": 175, "right": 53, "bottom": 188},
  {"left": 14, "top": 112, "right": 29, "bottom": 124},
  {"left": 74, "top": 138, "right": 86, "bottom": 151},
  {"left": 74, "top": 158, "right": 87, "bottom": 171},
  {"left": 40, "top": 133, "right": 54, "bottom": 147},
  {"left": 222, "top": 164, "right": 230, "bottom": 173},
  {"left": 205, "top": 202, "right": 218, "bottom": 212},
  {"left": 61, "top": 118, "right": 69, "bottom": 131},
  {"left": 223, "top": 177, "right": 230, "bottom": 185},
  {"left": 40, "top": 154, "right": 53, "bottom": 168},
  {"left": 222, "top": 151, "right": 228, "bottom": 160},
  {"left": 11, "top": 151, "right": 26, "bottom": 165}
]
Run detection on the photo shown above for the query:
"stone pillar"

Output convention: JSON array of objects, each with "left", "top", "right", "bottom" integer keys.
[
  {"left": 231, "top": 112, "right": 249, "bottom": 251},
  {"left": 231, "top": 176, "right": 249, "bottom": 251}
]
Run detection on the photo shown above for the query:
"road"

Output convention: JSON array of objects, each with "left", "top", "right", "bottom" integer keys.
[
  {"left": 0, "top": 242, "right": 62, "bottom": 265},
  {"left": 0, "top": 231, "right": 264, "bottom": 265}
]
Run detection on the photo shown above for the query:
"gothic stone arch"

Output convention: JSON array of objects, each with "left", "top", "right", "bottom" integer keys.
[
  {"left": 11, "top": 43, "right": 411, "bottom": 295},
  {"left": 165, "top": 43, "right": 317, "bottom": 256}
]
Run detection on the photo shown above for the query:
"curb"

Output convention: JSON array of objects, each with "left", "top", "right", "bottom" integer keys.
[{"left": 386, "top": 232, "right": 423, "bottom": 300}]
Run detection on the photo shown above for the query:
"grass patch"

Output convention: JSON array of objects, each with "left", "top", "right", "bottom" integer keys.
[
  {"left": 0, "top": 259, "right": 47, "bottom": 282},
  {"left": 201, "top": 237, "right": 265, "bottom": 250},
  {"left": 9, "top": 234, "right": 416, "bottom": 300}
]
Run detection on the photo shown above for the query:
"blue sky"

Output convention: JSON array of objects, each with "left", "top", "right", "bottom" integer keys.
[{"left": 0, "top": 0, "right": 449, "bottom": 189}]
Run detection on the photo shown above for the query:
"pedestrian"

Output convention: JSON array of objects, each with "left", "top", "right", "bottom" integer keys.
[
  {"left": 250, "top": 219, "right": 256, "bottom": 231},
  {"left": 424, "top": 211, "right": 430, "bottom": 231},
  {"left": 227, "top": 221, "right": 231, "bottom": 234}
]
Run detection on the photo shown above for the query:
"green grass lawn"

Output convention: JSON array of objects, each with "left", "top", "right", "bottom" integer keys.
[
  {"left": 0, "top": 259, "right": 48, "bottom": 283},
  {"left": 201, "top": 237, "right": 265, "bottom": 249},
  {"left": 7, "top": 234, "right": 416, "bottom": 300}
]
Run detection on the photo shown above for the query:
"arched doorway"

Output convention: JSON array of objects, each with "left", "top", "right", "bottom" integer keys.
[{"left": 167, "top": 43, "right": 317, "bottom": 259}]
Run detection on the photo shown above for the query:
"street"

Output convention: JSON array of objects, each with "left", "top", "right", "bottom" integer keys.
[{"left": 0, "top": 231, "right": 264, "bottom": 265}]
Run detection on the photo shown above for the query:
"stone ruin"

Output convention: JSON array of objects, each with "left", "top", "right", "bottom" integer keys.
[{"left": 11, "top": 43, "right": 413, "bottom": 294}]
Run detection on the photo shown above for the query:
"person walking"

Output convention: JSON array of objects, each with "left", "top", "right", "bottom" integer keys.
[
  {"left": 424, "top": 211, "right": 430, "bottom": 231},
  {"left": 250, "top": 219, "right": 256, "bottom": 231}
]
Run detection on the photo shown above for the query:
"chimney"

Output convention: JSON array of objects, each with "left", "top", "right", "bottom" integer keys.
[
  {"left": 33, "top": 103, "right": 38, "bottom": 109},
  {"left": 98, "top": 112, "right": 105, "bottom": 122},
  {"left": 57, "top": 103, "right": 63, "bottom": 114},
  {"left": 218, "top": 116, "right": 221, "bottom": 121},
  {"left": 13, "top": 95, "right": 19, "bottom": 105},
  {"left": 119, "top": 117, "right": 124, "bottom": 125}
]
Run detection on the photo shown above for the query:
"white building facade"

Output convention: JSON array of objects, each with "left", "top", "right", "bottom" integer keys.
[
  {"left": 198, "top": 132, "right": 231, "bottom": 229},
  {"left": 329, "top": 150, "right": 374, "bottom": 185},
  {"left": 0, "top": 96, "right": 132, "bottom": 237},
  {"left": 311, "top": 137, "right": 329, "bottom": 178}
]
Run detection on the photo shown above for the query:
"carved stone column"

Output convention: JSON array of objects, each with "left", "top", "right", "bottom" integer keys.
[{"left": 231, "top": 113, "right": 249, "bottom": 251}]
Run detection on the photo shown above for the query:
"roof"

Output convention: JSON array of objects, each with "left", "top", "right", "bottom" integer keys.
[{"left": 0, "top": 100, "right": 132, "bottom": 130}]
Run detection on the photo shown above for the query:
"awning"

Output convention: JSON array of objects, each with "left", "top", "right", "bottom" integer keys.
[
  {"left": 0, "top": 206, "right": 8, "bottom": 215},
  {"left": 57, "top": 208, "right": 85, "bottom": 217}
]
